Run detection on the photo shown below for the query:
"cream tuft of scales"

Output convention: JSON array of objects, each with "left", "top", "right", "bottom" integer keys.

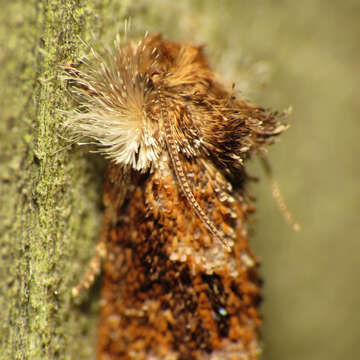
[{"left": 66, "top": 40, "right": 161, "bottom": 172}]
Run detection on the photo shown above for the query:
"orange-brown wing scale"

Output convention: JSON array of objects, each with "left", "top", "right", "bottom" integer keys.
[{"left": 98, "top": 157, "right": 261, "bottom": 360}]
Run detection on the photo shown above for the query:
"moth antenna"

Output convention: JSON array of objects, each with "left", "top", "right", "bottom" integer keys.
[
  {"left": 158, "top": 92, "right": 232, "bottom": 252},
  {"left": 49, "top": 139, "right": 77, "bottom": 156},
  {"left": 260, "top": 154, "right": 300, "bottom": 231},
  {"left": 123, "top": 17, "right": 131, "bottom": 38}
]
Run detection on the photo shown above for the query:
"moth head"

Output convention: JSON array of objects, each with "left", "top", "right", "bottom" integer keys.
[
  {"left": 65, "top": 34, "right": 286, "bottom": 175},
  {"left": 66, "top": 34, "right": 208, "bottom": 172}
]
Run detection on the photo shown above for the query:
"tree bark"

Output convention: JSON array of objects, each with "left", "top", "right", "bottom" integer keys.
[{"left": 0, "top": 1, "right": 116, "bottom": 359}]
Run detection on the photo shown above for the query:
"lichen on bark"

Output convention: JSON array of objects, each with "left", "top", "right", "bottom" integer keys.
[{"left": 0, "top": 1, "right": 113, "bottom": 359}]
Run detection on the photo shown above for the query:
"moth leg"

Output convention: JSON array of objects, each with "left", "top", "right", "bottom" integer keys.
[
  {"left": 260, "top": 154, "right": 300, "bottom": 231},
  {"left": 72, "top": 212, "right": 110, "bottom": 297},
  {"left": 63, "top": 59, "right": 99, "bottom": 96}
]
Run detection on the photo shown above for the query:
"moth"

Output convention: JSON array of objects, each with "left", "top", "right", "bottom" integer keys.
[{"left": 66, "top": 33, "right": 288, "bottom": 360}]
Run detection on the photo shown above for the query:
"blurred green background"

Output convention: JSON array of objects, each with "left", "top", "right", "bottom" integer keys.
[{"left": 129, "top": 1, "right": 360, "bottom": 359}]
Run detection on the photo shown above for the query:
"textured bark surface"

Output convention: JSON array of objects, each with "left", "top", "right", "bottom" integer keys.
[{"left": 0, "top": 1, "right": 114, "bottom": 359}]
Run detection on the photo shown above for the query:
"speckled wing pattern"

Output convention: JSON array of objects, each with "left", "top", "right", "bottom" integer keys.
[{"left": 98, "top": 140, "right": 262, "bottom": 360}]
